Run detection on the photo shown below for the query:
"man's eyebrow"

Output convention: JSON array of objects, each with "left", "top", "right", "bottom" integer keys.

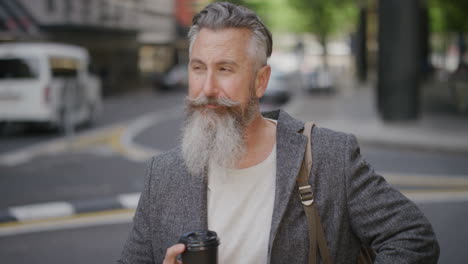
[
  {"left": 190, "top": 58, "right": 205, "bottom": 65},
  {"left": 189, "top": 58, "right": 238, "bottom": 67}
]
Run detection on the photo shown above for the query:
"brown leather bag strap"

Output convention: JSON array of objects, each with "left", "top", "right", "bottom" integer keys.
[
  {"left": 314, "top": 207, "right": 333, "bottom": 264},
  {"left": 297, "top": 122, "right": 333, "bottom": 264}
]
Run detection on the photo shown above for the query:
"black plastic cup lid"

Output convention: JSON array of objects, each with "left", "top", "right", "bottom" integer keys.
[{"left": 179, "top": 230, "right": 220, "bottom": 251}]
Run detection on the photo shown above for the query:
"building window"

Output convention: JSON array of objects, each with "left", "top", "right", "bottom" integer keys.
[
  {"left": 82, "top": 0, "right": 91, "bottom": 22},
  {"left": 46, "top": 0, "right": 55, "bottom": 13},
  {"left": 99, "top": 0, "right": 109, "bottom": 22},
  {"left": 65, "top": 0, "right": 73, "bottom": 14}
]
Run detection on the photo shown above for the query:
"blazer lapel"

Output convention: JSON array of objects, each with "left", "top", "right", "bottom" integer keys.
[
  {"left": 181, "top": 166, "right": 208, "bottom": 232},
  {"left": 266, "top": 111, "right": 307, "bottom": 261}
]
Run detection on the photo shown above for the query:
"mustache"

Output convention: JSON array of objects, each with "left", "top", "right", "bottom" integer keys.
[{"left": 185, "top": 95, "right": 241, "bottom": 108}]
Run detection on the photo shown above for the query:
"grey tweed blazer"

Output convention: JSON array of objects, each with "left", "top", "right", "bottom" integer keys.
[{"left": 118, "top": 110, "right": 439, "bottom": 264}]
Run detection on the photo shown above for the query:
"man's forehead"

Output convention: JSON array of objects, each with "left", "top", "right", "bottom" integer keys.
[{"left": 190, "top": 28, "right": 252, "bottom": 63}]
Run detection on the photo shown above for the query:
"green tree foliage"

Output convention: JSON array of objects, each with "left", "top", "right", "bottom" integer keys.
[
  {"left": 430, "top": 0, "right": 468, "bottom": 33},
  {"left": 288, "top": 0, "right": 357, "bottom": 65},
  {"left": 223, "top": 0, "right": 263, "bottom": 11},
  {"left": 217, "top": 0, "right": 306, "bottom": 33},
  {"left": 214, "top": 0, "right": 356, "bottom": 35},
  {"left": 211, "top": 0, "right": 356, "bottom": 65},
  {"left": 429, "top": 0, "right": 468, "bottom": 66},
  {"left": 289, "top": 0, "right": 356, "bottom": 36}
]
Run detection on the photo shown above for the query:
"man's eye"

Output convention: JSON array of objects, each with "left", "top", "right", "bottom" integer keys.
[{"left": 220, "top": 67, "right": 231, "bottom": 72}]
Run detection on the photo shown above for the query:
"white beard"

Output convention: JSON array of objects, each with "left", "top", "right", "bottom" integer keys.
[{"left": 181, "top": 95, "right": 258, "bottom": 176}]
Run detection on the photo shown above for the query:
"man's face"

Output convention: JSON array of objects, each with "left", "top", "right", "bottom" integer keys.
[
  {"left": 188, "top": 28, "right": 262, "bottom": 109},
  {"left": 182, "top": 27, "right": 270, "bottom": 174}
]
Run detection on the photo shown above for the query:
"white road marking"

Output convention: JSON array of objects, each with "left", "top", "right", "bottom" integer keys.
[
  {"left": 0, "top": 139, "right": 67, "bottom": 166},
  {"left": 0, "top": 210, "right": 134, "bottom": 237},
  {"left": 0, "top": 106, "right": 183, "bottom": 166},
  {"left": 119, "top": 106, "right": 183, "bottom": 162},
  {"left": 0, "top": 123, "right": 124, "bottom": 166},
  {"left": 9, "top": 202, "right": 74, "bottom": 222},
  {"left": 405, "top": 191, "right": 468, "bottom": 204},
  {"left": 384, "top": 172, "right": 468, "bottom": 187},
  {"left": 118, "top": 193, "right": 141, "bottom": 209}
]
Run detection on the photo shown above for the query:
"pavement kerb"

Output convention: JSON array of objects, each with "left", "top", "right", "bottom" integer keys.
[
  {"left": 283, "top": 94, "right": 468, "bottom": 154},
  {"left": 0, "top": 193, "right": 140, "bottom": 226},
  {"left": 353, "top": 136, "right": 468, "bottom": 155},
  {"left": 317, "top": 119, "right": 468, "bottom": 154}
]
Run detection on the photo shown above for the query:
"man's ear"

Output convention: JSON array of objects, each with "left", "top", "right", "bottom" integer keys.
[{"left": 254, "top": 65, "right": 271, "bottom": 98}]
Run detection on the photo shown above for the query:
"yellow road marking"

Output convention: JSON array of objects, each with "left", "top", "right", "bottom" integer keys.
[{"left": 60, "top": 124, "right": 153, "bottom": 161}]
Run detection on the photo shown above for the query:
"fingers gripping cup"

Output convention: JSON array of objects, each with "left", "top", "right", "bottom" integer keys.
[{"left": 179, "top": 230, "right": 220, "bottom": 264}]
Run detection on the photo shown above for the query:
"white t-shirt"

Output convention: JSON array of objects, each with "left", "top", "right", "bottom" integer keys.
[{"left": 208, "top": 122, "right": 277, "bottom": 264}]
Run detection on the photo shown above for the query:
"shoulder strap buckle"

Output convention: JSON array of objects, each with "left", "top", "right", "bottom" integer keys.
[{"left": 299, "top": 184, "right": 314, "bottom": 206}]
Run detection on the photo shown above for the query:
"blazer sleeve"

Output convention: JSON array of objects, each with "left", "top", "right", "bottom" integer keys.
[
  {"left": 344, "top": 134, "right": 440, "bottom": 263},
  {"left": 118, "top": 158, "right": 155, "bottom": 264}
]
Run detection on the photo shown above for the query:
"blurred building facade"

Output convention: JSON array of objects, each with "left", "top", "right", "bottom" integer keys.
[{"left": 0, "top": 0, "right": 181, "bottom": 95}]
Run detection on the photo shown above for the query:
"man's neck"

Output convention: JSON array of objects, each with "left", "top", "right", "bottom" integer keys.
[{"left": 237, "top": 113, "right": 277, "bottom": 169}]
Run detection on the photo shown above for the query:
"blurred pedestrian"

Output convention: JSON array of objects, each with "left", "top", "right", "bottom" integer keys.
[{"left": 118, "top": 2, "right": 439, "bottom": 264}]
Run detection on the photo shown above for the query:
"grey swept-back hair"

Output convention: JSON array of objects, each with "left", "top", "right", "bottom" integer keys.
[{"left": 188, "top": 1, "right": 273, "bottom": 69}]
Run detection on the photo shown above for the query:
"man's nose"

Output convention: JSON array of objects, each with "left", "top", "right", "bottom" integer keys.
[{"left": 202, "top": 71, "right": 219, "bottom": 97}]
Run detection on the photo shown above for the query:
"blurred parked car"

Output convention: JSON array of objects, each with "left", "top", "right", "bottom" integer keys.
[
  {"left": 302, "top": 67, "right": 335, "bottom": 94},
  {"left": 0, "top": 42, "right": 102, "bottom": 132},
  {"left": 450, "top": 62, "right": 468, "bottom": 113},
  {"left": 260, "top": 69, "right": 291, "bottom": 105},
  {"left": 153, "top": 64, "right": 188, "bottom": 91}
]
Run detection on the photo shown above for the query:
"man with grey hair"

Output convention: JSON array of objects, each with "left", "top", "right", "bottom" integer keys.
[{"left": 118, "top": 2, "right": 439, "bottom": 264}]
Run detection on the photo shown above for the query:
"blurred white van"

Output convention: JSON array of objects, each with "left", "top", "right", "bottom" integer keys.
[{"left": 0, "top": 42, "right": 101, "bottom": 131}]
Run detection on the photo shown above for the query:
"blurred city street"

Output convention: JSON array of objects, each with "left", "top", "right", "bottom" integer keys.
[
  {"left": 1, "top": 76, "right": 468, "bottom": 263},
  {"left": 1, "top": 0, "right": 468, "bottom": 263}
]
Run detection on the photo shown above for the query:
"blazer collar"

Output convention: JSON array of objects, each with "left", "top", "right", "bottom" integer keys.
[
  {"left": 264, "top": 110, "right": 307, "bottom": 259},
  {"left": 181, "top": 158, "right": 208, "bottom": 231}
]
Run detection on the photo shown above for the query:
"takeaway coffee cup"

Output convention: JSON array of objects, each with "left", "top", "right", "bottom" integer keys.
[{"left": 179, "top": 230, "right": 220, "bottom": 264}]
